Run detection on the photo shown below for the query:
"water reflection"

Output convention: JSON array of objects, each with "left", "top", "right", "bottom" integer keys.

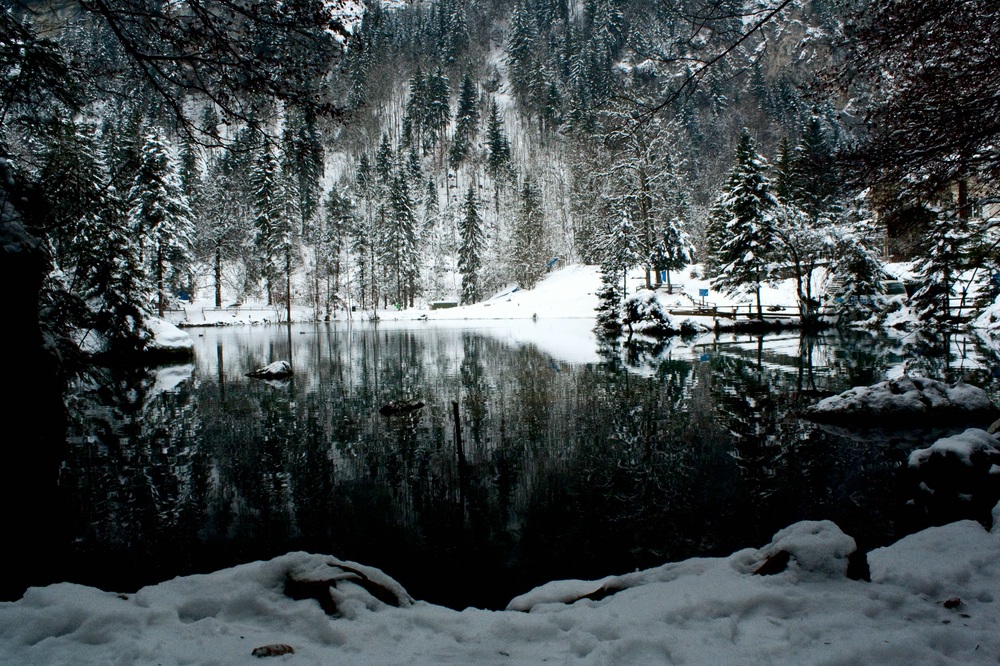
[{"left": 58, "top": 323, "right": 999, "bottom": 609}]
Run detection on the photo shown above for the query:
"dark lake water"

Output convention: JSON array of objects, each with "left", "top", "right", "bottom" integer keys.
[{"left": 52, "top": 322, "right": 1000, "bottom": 610}]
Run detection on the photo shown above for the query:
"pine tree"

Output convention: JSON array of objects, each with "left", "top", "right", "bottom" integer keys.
[
  {"left": 402, "top": 69, "right": 427, "bottom": 152},
  {"left": 282, "top": 106, "right": 324, "bottom": 235},
  {"left": 595, "top": 259, "right": 624, "bottom": 333},
  {"left": 424, "top": 67, "right": 451, "bottom": 152},
  {"left": 197, "top": 129, "right": 256, "bottom": 307},
  {"left": 320, "top": 187, "right": 353, "bottom": 317},
  {"left": 458, "top": 182, "right": 484, "bottom": 304},
  {"left": 484, "top": 99, "right": 512, "bottom": 212},
  {"left": 710, "top": 129, "right": 777, "bottom": 319},
  {"left": 911, "top": 210, "right": 968, "bottom": 329},
  {"left": 386, "top": 170, "right": 419, "bottom": 308},
  {"left": 506, "top": 2, "right": 539, "bottom": 109},
  {"left": 128, "top": 129, "right": 193, "bottom": 318},
  {"left": 42, "top": 121, "right": 146, "bottom": 351},
  {"left": 449, "top": 70, "right": 480, "bottom": 169},
  {"left": 250, "top": 141, "right": 289, "bottom": 307},
  {"left": 791, "top": 118, "right": 838, "bottom": 221},
  {"left": 512, "top": 175, "right": 546, "bottom": 289}
]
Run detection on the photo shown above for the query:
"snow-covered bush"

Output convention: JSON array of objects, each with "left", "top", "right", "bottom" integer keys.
[{"left": 623, "top": 290, "right": 672, "bottom": 329}]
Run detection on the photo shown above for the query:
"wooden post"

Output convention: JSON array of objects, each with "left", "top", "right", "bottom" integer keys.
[{"left": 452, "top": 401, "right": 466, "bottom": 467}]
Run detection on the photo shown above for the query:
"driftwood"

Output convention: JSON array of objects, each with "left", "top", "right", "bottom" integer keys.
[{"left": 379, "top": 400, "right": 425, "bottom": 416}]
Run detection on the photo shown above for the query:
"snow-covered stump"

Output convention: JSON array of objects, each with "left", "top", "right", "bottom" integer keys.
[
  {"left": 802, "top": 376, "right": 1000, "bottom": 428},
  {"left": 907, "top": 428, "right": 1000, "bottom": 527}
]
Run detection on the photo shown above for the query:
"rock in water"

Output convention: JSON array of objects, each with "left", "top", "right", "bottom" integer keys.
[
  {"left": 246, "top": 360, "right": 292, "bottom": 379},
  {"left": 802, "top": 376, "right": 999, "bottom": 427}
]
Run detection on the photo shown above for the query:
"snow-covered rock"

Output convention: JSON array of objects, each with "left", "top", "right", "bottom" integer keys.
[
  {"left": 752, "top": 520, "right": 858, "bottom": 580},
  {"left": 803, "top": 376, "right": 999, "bottom": 427},
  {"left": 144, "top": 317, "right": 194, "bottom": 358},
  {"left": 909, "top": 428, "right": 1000, "bottom": 470},
  {"left": 907, "top": 429, "right": 1000, "bottom": 519},
  {"left": 246, "top": 360, "right": 293, "bottom": 379}
]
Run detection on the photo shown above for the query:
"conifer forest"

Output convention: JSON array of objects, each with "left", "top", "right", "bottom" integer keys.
[{"left": 2, "top": 0, "right": 999, "bottom": 353}]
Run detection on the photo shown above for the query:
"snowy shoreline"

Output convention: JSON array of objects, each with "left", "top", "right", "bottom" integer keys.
[{"left": 2, "top": 506, "right": 998, "bottom": 665}]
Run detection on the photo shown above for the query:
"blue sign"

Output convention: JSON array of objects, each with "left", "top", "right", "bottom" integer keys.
[{"left": 699, "top": 288, "right": 709, "bottom": 297}]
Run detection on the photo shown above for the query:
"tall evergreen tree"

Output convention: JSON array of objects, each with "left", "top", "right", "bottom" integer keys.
[
  {"left": 710, "top": 129, "right": 777, "bottom": 319},
  {"left": 319, "top": 186, "right": 353, "bottom": 317},
  {"left": 250, "top": 141, "right": 289, "bottom": 308},
  {"left": 424, "top": 67, "right": 451, "bottom": 152},
  {"left": 127, "top": 129, "right": 193, "bottom": 318},
  {"left": 484, "top": 99, "right": 512, "bottom": 212},
  {"left": 458, "top": 182, "right": 484, "bottom": 304},
  {"left": 449, "top": 70, "right": 480, "bottom": 169},
  {"left": 512, "top": 175, "right": 547, "bottom": 289},
  {"left": 282, "top": 106, "right": 325, "bottom": 235},
  {"left": 386, "top": 170, "right": 419, "bottom": 308},
  {"left": 42, "top": 121, "right": 146, "bottom": 352}
]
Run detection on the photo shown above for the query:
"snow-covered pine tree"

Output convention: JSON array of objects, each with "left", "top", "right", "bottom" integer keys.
[
  {"left": 196, "top": 128, "right": 255, "bottom": 308},
  {"left": 458, "top": 182, "right": 484, "bottom": 305},
  {"left": 595, "top": 258, "right": 624, "bottom": 334},
  {"left": 352, "top": 152, "right": 377, "bottom": 310},
  {"left": 449, "top": 70, "right": 480, "bottom": 170},
  {"left": 505, "top": 1, "right": 539, "bottom": 111},
  {"left": 128, "top": 129, "right": 193, "bottom": 318},
  {"left": 710, "top": 128, "right": 777, "bottom": 319},
  {"left": 826, "top": 215, "right": 886, "bottom": 324},
  {"left": 41, "top": 121, "right": 146, "bottom": 352},
  {"left": 512, "top": 174, "right": 546, "bottom": 289},
  {"left": 424, "top": 67, "right": 451, "bottom": 153},
  {"left": 282, "top": 106, "right": 324, "bottom": 236},
  {"left": 484, "top": 99, "right": 512, "bottom": 213},
  {"left": 320, "top": 186, "right": 353, "bottom": 317},
  {"left": 387, "top": 170, "right": 419, "bottom": 308},
  {"left": 911, "top": 210, "right": 968, "bottom": 329},
  {"left": 250, "top": 140, "right": 285, "bottom": 307}
]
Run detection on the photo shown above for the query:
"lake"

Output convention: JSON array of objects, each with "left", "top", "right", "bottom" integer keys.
[{"left": 55, "top": 321, "right": 1000, "bottom": 610}]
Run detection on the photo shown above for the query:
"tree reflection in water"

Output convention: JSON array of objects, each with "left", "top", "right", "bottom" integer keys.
[{"left": 58, "top": 324, "right": 999, "bottom": 610}]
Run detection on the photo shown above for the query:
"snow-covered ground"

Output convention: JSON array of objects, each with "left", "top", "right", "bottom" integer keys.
[
  {"left": 167, "top": 264, "right": 812, "bottom": 327},
  {"left": 2, "top": 506, "right": 998, "bottom": 665}
]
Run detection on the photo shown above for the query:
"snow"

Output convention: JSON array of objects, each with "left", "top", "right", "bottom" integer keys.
[
  {"left": 3, "top": 511, "right": 998, "bottom": 665},
  {"left": 804, "top": 376, "right": 1000, "bottom": 426},
  {"left": 144, "top": 316, "right": 194, "bottom": 354},
  {"left": 247, "top": 360, "right": 293, "bottom": 378},
  {"left": 909, "top": 428, "right": 1000, "bottom": 468}
]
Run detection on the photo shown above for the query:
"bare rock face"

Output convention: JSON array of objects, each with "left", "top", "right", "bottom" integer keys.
[{"left": 802, "top": 376, "right": 999, "bottom": 428}]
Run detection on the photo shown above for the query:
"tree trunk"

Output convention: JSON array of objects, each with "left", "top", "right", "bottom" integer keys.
[
  {"left": 285, "top": 249, "right": 292, "bottom": 324},
  {"left": 214, "top": 246, "right": 223, "bottom": 308},
  {"left": 156, "top": 245, "right": 165, "bottom": 317}
]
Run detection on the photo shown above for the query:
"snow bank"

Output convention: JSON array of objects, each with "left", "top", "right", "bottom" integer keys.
[
  {"left": 2, "top": 512, "right": 999, "bottom": 665},
  {"left": 803, "top": 376, "right": 999, "bottom": 427}
]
